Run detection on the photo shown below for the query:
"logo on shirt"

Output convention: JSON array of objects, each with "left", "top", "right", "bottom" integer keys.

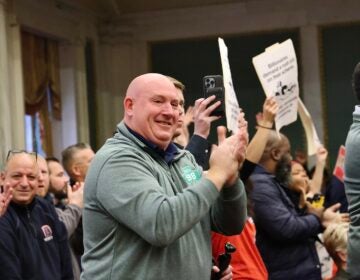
[
  {"left": 41, "top": 225, "right": 53, "bottom": 242},
  {"left": 181, "top": 165, "right": 202, "bottom": 185}
]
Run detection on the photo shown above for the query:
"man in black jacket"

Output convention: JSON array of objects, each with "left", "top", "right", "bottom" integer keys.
[
  {"left": 250, "top": 131, "right": 342, "bottom": 280},
  {"left": 0, "top": 150, "right": 73, "bottom": 280}
]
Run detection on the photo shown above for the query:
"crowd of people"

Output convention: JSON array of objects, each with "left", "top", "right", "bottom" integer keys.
[{"left": 0, "top": 63, "right": 359, "bottom": 280}]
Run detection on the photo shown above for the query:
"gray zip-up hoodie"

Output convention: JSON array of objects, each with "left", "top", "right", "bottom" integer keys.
[
  {"left": 344, "top": 105, "right": 360, "bottom": 279},
  {"left": 81, "top": 122, "right": 247, "bottom": 280}
]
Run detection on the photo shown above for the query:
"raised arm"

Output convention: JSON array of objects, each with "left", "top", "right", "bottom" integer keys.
[
  {"left": 239, "top": 97, "right": 278, "bottom": 182},
  {"left": 246, "top": 97, "right": 278, "bottom": 164},
  {"left": 309, "top": 146, "right": 328, "bottom": 195},
  {"left": 193, "top": 96, "right": 221, "bottom": 139},
  {"left": 186, "top": 96, "right": 221, "bottom": 169}
]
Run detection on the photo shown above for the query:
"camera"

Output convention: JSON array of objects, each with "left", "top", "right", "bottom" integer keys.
[{"left": 212, "top": 242, "right": 236, "bottom": 280}]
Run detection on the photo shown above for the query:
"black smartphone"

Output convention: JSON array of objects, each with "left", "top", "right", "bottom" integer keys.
[{"left": 203, "top": 75, "right": 225, "bottom": 117}]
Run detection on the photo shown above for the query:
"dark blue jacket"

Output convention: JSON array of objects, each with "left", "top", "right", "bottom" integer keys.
[
  {"left": 0, "top": 197, "right": 73, "bottom": 280},
  {"left": 250, "top": 165, "right": 322, "bottom": 280},
  {"left": 324, "top": 175, "right": 348, "bottom": 213},
  {"left": 185, "top": 134, "right": 211, "bottom": 170}
]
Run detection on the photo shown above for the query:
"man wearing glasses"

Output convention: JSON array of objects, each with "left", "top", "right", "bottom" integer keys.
[{"left": 0, "top": 150, "right": 73, "bottom": 280}]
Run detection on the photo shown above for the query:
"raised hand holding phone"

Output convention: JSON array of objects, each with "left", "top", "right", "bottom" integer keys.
[{"left": 203, "top": 75, "right": 225, "bottom": 117}]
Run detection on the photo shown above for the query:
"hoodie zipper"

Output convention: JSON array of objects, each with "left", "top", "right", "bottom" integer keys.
[{"left": 26, "top": 206, "right": 37, "bottom": 238}]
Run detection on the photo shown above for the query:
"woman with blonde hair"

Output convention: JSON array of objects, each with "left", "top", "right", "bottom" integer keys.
[{"left": 323, "top": 222, "right": 350, "bottom": 280}]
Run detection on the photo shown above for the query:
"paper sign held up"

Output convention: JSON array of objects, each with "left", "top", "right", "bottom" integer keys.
[
  {"left": 252, "top": 39, "right": 299, "bottom": 133},
  {"left": 297, "top": 97, "right": 322, "bottom": 156},
  {"left": 218, "top": 38, "right": 241, "bottom": 133}
]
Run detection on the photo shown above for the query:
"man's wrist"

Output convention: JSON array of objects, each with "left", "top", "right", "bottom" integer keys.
[
  {"left": 205, "top": 169, "right": 227, "bottom": 191},
  {"left": 257, "top": 121, "right": 273, "bottom": 129},
  {"left": 257, "top": 124, "right": 273, "bottom": 130}
]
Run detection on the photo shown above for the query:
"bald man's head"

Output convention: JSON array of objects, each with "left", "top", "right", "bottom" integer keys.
[
  {"left": 259, "top": 131, "right": 292, "bottom": 183},
  {"left": 123, "top": 73, "right": 180, "bottom": 150},
  {"left": 261, "top": 131, "right": 288, "bottom": 160},
  {"left": 125, "top": 73, "right": 176, "bottom": 99}
]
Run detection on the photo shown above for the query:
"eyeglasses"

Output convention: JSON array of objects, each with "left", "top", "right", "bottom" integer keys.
[{"left": 6, "top": 149, "right": 38, "bottom": 162}]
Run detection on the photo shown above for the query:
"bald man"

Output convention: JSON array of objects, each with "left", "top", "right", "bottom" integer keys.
[
  {"left": 249, "top": 131, "right": 342, "bottom": 280},
  {"left": 0, "top": 150, "right": 73, "bottom": 279},
  {"left": 81, "top": 73, "right": 248, "bottom": 280}
]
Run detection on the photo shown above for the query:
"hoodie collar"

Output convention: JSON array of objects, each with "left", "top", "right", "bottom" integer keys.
[{"left": 125, "top": 124, "right": 180, "bottom": 164}]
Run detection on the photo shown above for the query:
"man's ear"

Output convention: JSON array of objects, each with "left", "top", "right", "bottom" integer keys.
[
  {"left": 337, "top": 250, "right": 347, "bottom": 263},
  {"left": 124, "top": 97, "right": 134, "bottom": 117},
  {"left": 270, "top": 148, "right": 281, "bottom": 161},
  {"left": 0, "top": 171, "right": 6, "bottom": 183},
  {"left": 71, "top": 165, "right": 81, "bottom": 178}
]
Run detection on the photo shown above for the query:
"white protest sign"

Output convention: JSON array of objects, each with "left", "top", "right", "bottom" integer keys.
[
  {"left": 252, "top": 39, "right": 299, "bottom": 133},
  {"left": 218, "top": 38, "right": 241, "bottom": 133},
  {"left": 297, "top": 97, "right": 322, "bottom": 156}
]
